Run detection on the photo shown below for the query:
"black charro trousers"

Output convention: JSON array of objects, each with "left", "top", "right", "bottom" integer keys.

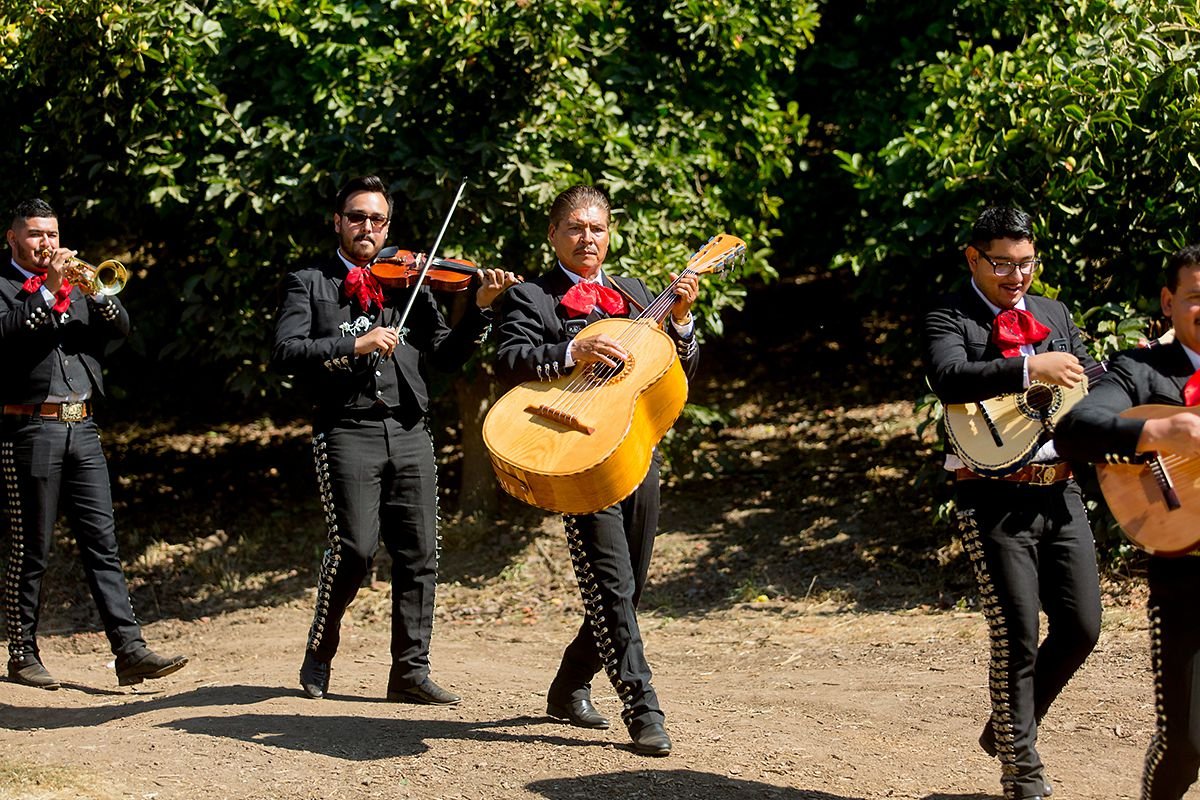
[
  {"left": 2, "top": 416, "right": 144, "bottom": 660},
  {"left": 1142, "top": 556, "right": 1200, "bottom": 800},
  {"left": 956, "top": 478, "right": 1102, "bottom": 799},
  {"left": 551, "top": 454, "right": 664, "bottom": 733},
  {"left": 305, "top": 413, "right": 439, "bottom": 688}
]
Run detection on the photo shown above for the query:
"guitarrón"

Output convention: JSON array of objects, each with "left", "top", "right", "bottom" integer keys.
[{"left": 483, "top": 235, "right": 744, "bottom": 514}]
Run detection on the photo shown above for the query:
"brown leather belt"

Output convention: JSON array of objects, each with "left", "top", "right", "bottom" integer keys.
[
  {"left": 955, "top": 462, "right": 1073, "bottom": 486},
  {"left": 2, "top": 402, "right": 91, "bottom": 422}
]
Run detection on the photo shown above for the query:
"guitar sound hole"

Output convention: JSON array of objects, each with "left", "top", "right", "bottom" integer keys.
[
  {"left": 586, "top": 355, "right": 635, "bottom": 384},
  {"left": 1026, "top": 384, "right": 1055, "bottom": 412}
]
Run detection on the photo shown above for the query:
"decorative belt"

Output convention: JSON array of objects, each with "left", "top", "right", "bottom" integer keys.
[
  {"left": 2, "top": 402, "right": 91, "bottom": 422},
  {"left": 955, "top": 462, "right": 1073, "bottom": 486}
]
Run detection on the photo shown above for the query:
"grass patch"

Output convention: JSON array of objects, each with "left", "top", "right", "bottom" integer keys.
[{"left": 0, "top": 760, "right": 119, "bottom": 800}]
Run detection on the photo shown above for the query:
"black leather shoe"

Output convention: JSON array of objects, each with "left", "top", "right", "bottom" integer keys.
[
  {"left": 387, "top": 677, "right": 461, "bottom": 705},
  {"left": 299, "top": 652, "right": 330, "bottom": 699},
  {"left": 630, "top": 722, "right": 672, "bottom": 756},
  {"left": 7, "top": 654, "right": 60, "bottom": 690},
  {"left": 547, "top": 698, "right": 610, "bottom": 729},
  {"left": 115, "top": 648, "right": 188, "bottom": 686}
]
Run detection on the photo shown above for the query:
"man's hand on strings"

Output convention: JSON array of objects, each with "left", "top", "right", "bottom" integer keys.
[
  {"left": 571, "top": 334, "right": 630, "bottom": 368},
  {"left": 670, "top": 272, "right": 699, "bottom": 324},
  {"left": 476, "top": 269, "right": 522, "bottom": 309}
]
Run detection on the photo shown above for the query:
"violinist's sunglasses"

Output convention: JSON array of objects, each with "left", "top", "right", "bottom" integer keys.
[{"left": 342, "top": 211, "right": 390, "bottom": 228}]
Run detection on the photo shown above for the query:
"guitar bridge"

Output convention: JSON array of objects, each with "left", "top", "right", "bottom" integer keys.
[
  {"left": 1148, "top": 454, "right": 1183, "bottom": 511},
  {"left": 526, "top": 404, "right": 594, "bottom": 435}
]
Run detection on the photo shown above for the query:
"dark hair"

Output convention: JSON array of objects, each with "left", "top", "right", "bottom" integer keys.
[
  {"left": 1165, "top": 244, "right": 1200, "bottom": 292},
  {"left": 970, "top": 206, "right": 1034, "bottom": 249},
  {"left": 11, "top": 198, "right": 56, "bottom": 229},
  {"left": 334, "top": 175, "right": 393, "bottom": 218},
  {"left": 549, "top": 185, "right": 611, "bottom": 228}
]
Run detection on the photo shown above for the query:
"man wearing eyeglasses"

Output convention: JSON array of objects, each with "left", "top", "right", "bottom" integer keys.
[
  {"left": 272, "top": 175, "right": 518, "bottom": 704},
  {"left": 923, "top": 206, "right": 1102, "bottom": 800}
]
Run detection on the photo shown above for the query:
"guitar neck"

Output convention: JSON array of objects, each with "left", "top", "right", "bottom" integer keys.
[
  {"left": 637, "top": 268, "right": 695, "bottom": 325},
  {"left": 1083, "top": 361, "right": 1107, "bottom": 381}
]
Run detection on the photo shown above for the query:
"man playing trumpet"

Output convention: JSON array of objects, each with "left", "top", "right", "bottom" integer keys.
[{"left": 0, "top": 198, "right": 187, "bottom": 689}]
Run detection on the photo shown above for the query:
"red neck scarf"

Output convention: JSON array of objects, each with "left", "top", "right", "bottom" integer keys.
[
  {"left": 992, "top": 307, "right": 1050, "bottom": 358},
  {"left": 344, "top": 265, "right": 383, "bottom": 311},
  {"left": 22, "top": 272, "right": 72, "bottom": 313},
  {"left": 560, "top": 280, "right": 626, "bottom": 318}
]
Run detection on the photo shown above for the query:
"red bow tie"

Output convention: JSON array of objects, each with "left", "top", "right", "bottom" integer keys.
[
  {"left": 22, "top": 273, "right": 73, "bottom": 313},
  {"left": 560, "top": 281, "right": 626, "bottom": 318},
  {"left": 1184, "top": 370, "right": 1200, "bottom": 406},
  {"left": 344, "top": 266, "right": 384, "bottom": 311},
  {"left": 992, "top": 308, "right": 1051, "bottom": 358}
]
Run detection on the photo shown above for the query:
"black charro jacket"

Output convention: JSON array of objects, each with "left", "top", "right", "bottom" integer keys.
[
  {"left": 494, "top": 266, "right": 699, "bottom": 391},
  {"left": 0, "top": 261, "right": 130, "bottom": 404},
  {"left": 271, "top": 254, "right": 491, "bottom": 422},
  {"left": 923, "top": 285, "right": 1096, "bottom": 405}
]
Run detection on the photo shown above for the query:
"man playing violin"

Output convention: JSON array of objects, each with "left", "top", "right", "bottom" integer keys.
[
  {"left": 923, "top": 206, "right": 1101, "bottom": 800},
  {"left": 272, "top": 175, "right": 517, "bottom": 704},
  {"left": 1056, "top": 244, "right": 1200, "bottom": 800},
  {"left": 494, "top": 184, "right": 699, "bottom": 756},
  {"left": 0, "top": 198, "right": 188, "bottom": 689}
]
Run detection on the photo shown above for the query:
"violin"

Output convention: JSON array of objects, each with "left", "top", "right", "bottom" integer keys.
[{"left": 371, "top": 250, "right": 481, "bottom": 293}]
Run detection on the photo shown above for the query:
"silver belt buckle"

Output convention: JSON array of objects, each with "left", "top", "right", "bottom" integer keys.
[{"left": 59, "top": 402, "right": 86, "bottom": 423}]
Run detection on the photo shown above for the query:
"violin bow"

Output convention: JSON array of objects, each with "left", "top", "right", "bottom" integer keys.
[{"left": 391, "top": 176, "right": 469, "bottom": 343}]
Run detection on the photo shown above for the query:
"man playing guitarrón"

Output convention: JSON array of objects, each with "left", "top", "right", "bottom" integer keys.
[
  {"left": 493, "top": 184, "right": 700, "bottom": 756},
  {"left": 1056, "top": 244, "right": 1200, "bottom": 800},
  {"left": 923, "top": 206, "right": 1102, "bottom": 800}
]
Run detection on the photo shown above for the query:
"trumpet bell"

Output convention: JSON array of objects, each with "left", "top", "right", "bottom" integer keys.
[{"left": 91, "top": 259, "right": 128, "bottom": 296}]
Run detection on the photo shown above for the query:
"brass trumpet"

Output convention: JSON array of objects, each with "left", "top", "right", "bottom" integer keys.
[
  {"left": 67, "top": 257, "right": 128, "bottom": 296},
  {"left": 37, "top": 246, "right": 129, "bottom": 296}
]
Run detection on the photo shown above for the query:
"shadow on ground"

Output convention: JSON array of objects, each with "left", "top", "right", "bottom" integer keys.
[{"left": 528, "top": 769, "right": 868, "bottom": 800}]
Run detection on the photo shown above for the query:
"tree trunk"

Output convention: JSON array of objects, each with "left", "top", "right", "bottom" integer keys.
[{"left": 454, "top": 365, "right": 499, "bottom": 529}]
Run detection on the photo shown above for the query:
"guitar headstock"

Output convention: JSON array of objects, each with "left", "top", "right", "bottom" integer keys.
[{"left": 686, "top": 233, "right": 746, "bottom": 278}]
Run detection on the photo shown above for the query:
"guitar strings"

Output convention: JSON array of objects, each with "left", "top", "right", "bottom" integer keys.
[
  {"left": 542, "top": 240, "right": 736, "bottom": 422},
  {"left": 546, "top": 268, "right": 696, "bottom": 421},
  {"left": 547, "top": 239, "right": 736, "bottom": 419},
  {"left": 546, "top": 243, "right": 720, "bottom": 416}
]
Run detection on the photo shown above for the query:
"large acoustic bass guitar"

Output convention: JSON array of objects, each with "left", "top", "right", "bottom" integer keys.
[
  {"left": 1096, "top": 405, "right": 1200, "bottom": 557},
  {"left": 483, "top": 234, "right": 745, "bottom": 515}
]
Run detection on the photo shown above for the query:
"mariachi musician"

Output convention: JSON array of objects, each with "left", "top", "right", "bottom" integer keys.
[
  {"left": 493, "top": 184, "right": 699, "bottom": 756},
  {"left": 923, "top": 205, "right": 1101, "bottom": 800},
  {"left": 272, "top": 175, "right": 518, "bottom": 704},
  {"left": 1055, "top": 244, "right": 1200, "bottom": 800},
  {"left": 0, "top": 198, "right": 187, "bottom": 689}
]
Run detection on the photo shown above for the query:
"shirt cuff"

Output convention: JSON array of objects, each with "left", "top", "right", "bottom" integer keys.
[
  {"left": 670, "top": 315, "right": 695, "bottom": 338},
  {"left": 1022, "top": 355, "right": 1030, "bottom": 389}
]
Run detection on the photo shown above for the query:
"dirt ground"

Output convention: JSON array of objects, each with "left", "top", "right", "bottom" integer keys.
[
  {"left": 0, "top": 595, "right": 1163, "bottom": 800},
  {"left": 0, "top": 274, "right": 1181, "bottom": 798}
]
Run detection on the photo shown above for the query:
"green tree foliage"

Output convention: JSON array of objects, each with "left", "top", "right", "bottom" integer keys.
[
  {"left": 831, "top": 0, "right": 1200, "bottom": 354},
  {"left": 0, "top": 0, "right": 818, "bottom": 398}
]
